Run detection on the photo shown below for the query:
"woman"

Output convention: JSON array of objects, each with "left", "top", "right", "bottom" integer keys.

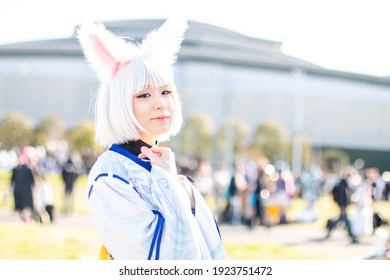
[
  {"left": 77, "top": 18, "right": 226, "bottom": 260},
  {"left": 11, "top": 152, "right": 35, "bottom": 222}
]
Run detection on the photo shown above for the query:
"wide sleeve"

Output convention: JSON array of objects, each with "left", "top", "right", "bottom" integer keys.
[
  {"left": 87, "top": 173, "right": 161, "bottom": 260},
  {"left": 150, "top": 165, "right": 227, "bottom": 260},
  {"left": 87, "top": 160, "right": 226, "bottom": 260}
]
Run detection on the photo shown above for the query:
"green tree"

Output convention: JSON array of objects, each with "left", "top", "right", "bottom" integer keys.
[
  {"left": 67, "top": 120, "right": 102, "bottom": 170},
  {"left": 215, "top": 118, "right": 250, "bottom": 163},
  {"left": 32, "top": 115, "right": 65, "bottom": 147},
  {"left": 67, "top": 120, "right": 96, "bottom": 154},
  {"left": 180, "top": 113, "right": 213, "bottom": 160},
  {"left": 0, "top": 111, "right": 34, "bottom": 149},
  {"left": 252, "top": 120, "right": 289, "bottom": 163}
]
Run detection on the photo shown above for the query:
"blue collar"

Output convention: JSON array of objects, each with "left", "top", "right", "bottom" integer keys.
[{"left": 109, "top": 144, "right": 151, "bottom": 172}]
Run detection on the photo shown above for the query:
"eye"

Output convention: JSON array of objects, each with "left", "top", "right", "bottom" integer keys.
[
  {"left": 136, "top": 93, "right": 151, "bottom": 98},
  {"left": 162, "top": 90, "right": 172, "bottom": 95}
]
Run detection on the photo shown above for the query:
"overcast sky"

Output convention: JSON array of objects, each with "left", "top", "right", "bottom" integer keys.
[{"left": 1, "top": 0, "right": 390, "bottom": 77}]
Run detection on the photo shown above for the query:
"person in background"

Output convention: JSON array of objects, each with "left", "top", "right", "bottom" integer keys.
[
  {"left": 36, "top": 175, "right": 55, "bottom": 224},
  {"left": 61, "top": 157, "right": 80, "bottom": 215},
  {"left": 383, "top": 171, "right": 390, "bottom": 201},
  {"left": 326, "top": 170, "right": 358, "bottom": 244},
  {"left": 10, "top": 151, "right": 35, "bottom": 223}
]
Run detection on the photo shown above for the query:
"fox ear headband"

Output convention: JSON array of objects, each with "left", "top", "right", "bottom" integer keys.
[{"left": 77, "top": 18, "right": 188, "bottom": 82}]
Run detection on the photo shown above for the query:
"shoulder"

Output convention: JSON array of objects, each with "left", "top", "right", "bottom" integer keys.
[
  {"left": 89, "top": 150, "right": 124, "bottom": 174},
  {"left": 88, "top": 150, "right": 147, "bottom": 182}
]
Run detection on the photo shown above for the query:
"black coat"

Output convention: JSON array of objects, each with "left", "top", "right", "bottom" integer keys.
[
  {"left": 332, "top": 178, "right": 351, "bottom": 207},
  {"left": 11, "top": 164, "right": 35, "bottom": 211}
]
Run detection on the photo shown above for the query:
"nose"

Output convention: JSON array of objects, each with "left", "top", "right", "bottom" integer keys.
[{"left": 154, "top": 96, "right": 167, "bottom": 110}]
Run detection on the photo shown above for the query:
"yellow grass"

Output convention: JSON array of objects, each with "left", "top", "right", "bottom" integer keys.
[{"left": 0, "top": 220, "right": 100, "bottom": 260}]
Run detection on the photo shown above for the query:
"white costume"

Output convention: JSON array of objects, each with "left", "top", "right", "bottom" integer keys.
[
  {"left": 78, "top": 17, "right": 226, "bottom": 260},
  {"left": 87, "top": 144, "right": 227, "bottom": 260}
]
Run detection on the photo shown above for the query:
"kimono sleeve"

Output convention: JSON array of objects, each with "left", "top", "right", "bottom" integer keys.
[{"left": 87, "top": 173, "right": 162, "bottom": 260}]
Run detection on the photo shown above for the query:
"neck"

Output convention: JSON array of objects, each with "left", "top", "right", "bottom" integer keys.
[
  {"left": 119, "top": 139, "right": 152, "bottom": 156},
  {"left": 140, "top": 136, "right": 157, "bottom": 146}
]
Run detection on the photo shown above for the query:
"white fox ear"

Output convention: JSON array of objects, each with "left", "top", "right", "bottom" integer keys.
[
  {"left": 77, "top": 23, "right": 133, "bottom": 81},
  {"left": 140, "top": 18, "right": 188, "bottom": 69}
]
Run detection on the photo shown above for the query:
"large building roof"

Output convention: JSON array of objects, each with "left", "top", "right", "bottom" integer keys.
[{"left": 0, "top": 19, "right": 389, "bottom": 86}]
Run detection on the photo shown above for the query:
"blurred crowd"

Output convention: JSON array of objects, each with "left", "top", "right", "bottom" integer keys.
[
  {"left": 1, "top": 145, "right": 390, "bottom": 238},
  {"left": 177, "top": 155, "right": 390, "bottom": 234},
  {"left": 1, "top": 145, "right": 85, "bottom": 223}
]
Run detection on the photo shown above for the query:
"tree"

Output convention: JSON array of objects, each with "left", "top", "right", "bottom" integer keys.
[
  {"left": 179, "top": 113, "right": 213, "bottom": 160},
  {"left": 0, "top": 111, "right": 34, "bottom": 149},
  {"left": 67, "top": 120, "right": 103, "bottom": 171},
  {"left": 215, "top": 118, "right": 250, "bottom": 164},
  {"left": 32, "top": 115, "right": 65, "bottom": 147},
  {"left": 252, "top": 120, "right": 289, "bottom": 163},
  {"left": 67, "top": 120, "right": 97, "bottom": 153}
]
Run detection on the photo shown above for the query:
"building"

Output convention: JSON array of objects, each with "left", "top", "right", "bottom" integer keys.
[{"left": 1, "top": 19, "right": 389, "bottom": 171}]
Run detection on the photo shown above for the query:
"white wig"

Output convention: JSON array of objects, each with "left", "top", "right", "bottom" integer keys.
[{"left": 77, "top": 18, "right": 188, "bottom": 147}]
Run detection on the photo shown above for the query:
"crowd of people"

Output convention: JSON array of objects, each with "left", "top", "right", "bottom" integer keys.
[
  {"left": 178, "top": 156, "right": 390, "bottom": 241},
  {"left": 178, "top": 158, "right": 316, "bottom": 228},
  {"left": 4, "top": 145, "right": 84, "bottom": 224},
  {"left": 2, "top": 144, "right": 390, "bottom": 237},
  {"left": 1, "top": 142, "right": 389, "bottom": 259}
]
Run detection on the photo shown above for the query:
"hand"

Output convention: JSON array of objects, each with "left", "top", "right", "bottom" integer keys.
[{"left": 138, "top": 146, "right": 177, "bottom": 174}]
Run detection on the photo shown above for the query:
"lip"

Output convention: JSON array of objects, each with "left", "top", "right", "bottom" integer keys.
[{"left": 151, "top": 115, "right": 170, "bottom": 121}]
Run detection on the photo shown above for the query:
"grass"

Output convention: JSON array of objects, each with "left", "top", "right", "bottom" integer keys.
[
  {"left": 0, "top": 221, "right": 100, "bottom": 260},
  {"left": 224, "top": 243, "right": 324, "bottom": 260},
  {"left": 1, "top": 170, "right": 98, "bottom": 260},
  {"left": 0, "top": 219, "right": 324, "bottom": 260}
]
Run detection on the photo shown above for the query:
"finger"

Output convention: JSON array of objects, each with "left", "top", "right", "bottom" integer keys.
[
  {"left": 139, "top": 146, "right": 159, "bottom": 161},
  {"left": 138, "top": 152, "right": 147, "bottom": 159},
  {"left": 138, "top": 146, "right": 161, "bottom": 159},
  {"left": 148, "top": 146, "right": 164, "bottom": 156}
]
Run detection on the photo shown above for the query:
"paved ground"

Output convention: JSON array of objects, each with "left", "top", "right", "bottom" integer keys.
[
  {"left": 219, "top": 222, "right": 388, "bottom": 260},
  {"left": 1, "top": 209, "right": 389, "bottom": 260}
]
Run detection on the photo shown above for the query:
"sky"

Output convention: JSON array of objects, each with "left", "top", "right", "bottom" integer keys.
[{"left": 1, "top": 0, "right": 390, "bottom": 77}]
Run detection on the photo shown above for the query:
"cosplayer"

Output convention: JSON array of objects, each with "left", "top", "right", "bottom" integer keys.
[{"left": 77, "top": 18, "right": 227, "bottom": 260}]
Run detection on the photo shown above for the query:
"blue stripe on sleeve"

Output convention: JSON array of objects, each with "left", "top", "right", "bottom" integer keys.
[
  {"left": 88, "top": 173, "right": 137, "bottom": 199},
  {"left": 148, "top": 210, "right": 164, "bottom": 260}
]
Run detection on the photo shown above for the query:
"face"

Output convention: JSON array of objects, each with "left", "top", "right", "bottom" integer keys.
[{"left": 133, "top": 85, "right": 175, "bottom": 145}]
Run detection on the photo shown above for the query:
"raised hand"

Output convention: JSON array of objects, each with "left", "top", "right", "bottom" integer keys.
[{"left": 138, "top": 146, "right": 177, "bottom": 174}]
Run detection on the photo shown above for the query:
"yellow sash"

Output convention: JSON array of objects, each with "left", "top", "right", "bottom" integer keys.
[{"left": 99, "top": 245, "right": 114, "bottom": 260}]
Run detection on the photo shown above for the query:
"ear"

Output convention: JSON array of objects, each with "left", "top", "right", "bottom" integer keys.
[
  {"left": 77, "top": 23, "right": 133, "bottom": 81},
  {"left": 139, "top": 18, "right": 188, "bottom": 67}
]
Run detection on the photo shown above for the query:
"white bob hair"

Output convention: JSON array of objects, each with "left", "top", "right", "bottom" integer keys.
[
  {"left": 77, "top": 18, "right": 188, "bottom": 147},
  {"left": 94, "top": 58, "right": 183, "bottom": 146}
]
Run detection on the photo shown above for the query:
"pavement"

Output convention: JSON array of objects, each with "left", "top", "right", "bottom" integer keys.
[
  {"left": 1, "top": 208, "right": 389, "bottom": 260},
  {"left": 219, "top": 222, "right": 389, "bottom": 260}
]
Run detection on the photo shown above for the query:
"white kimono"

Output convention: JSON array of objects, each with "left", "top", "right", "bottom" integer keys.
[{"left": 87, "top": 144, "right": 227, "bottom": 260}]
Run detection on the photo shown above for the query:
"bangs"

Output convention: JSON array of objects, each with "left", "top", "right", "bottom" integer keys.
[{"left": 127, "top": 59, "right": 172, "bottom": 95}]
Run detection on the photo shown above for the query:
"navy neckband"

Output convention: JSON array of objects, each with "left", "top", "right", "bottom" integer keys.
[{"left": 109, "top": 144, "right": 152, "bottom": 172}]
